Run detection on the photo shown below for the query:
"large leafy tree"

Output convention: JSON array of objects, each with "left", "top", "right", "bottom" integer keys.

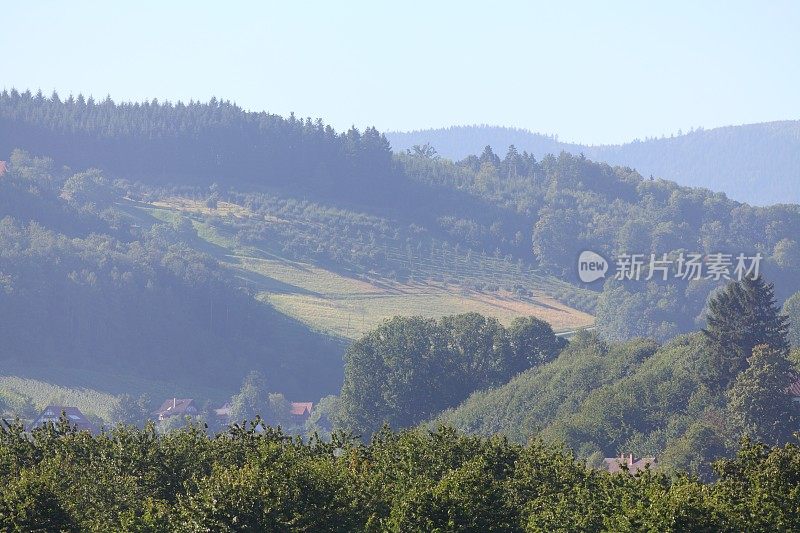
[
  {"left": 726, "top": 344, "right": 797, "bottom": 445},
  {"left": 337, "top": 314, "right": 568, "bottom": 436},
  {"left": 337, "top": 317, "right": 452, "bottom": 435},
  {"left": 229, "top": 371, "right": 269, "bottom": 423},
  {"left": 532, "top": 207, "right": 583, "bottom": 275},
  {"left": 507, "top": 316, "right": 566, "bottom": 373},
  {"left": 109, "top": 393, "right": 152, "bottom": 427},
  {"left": 701, "top": 276, "right": 789, "bottom": 390},
  {"left": 439, "top": 313, "right": 509, "bottom": 390}
]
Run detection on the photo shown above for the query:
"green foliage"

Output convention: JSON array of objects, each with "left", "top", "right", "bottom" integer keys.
[
  {"left": 60, "top": 169, "right": 114, "bottom": 209},
  {"left": 228, "top": 371, "right": 270, "bottom": 423},
  {"left": 726, "top": 345, "right": 797, "bottom": 445},
  {"left": 507, "top": 316, "right": 567, "bottom": 371},
  {"left": 710, "top": 439, "right": 800, "bottom": 531},
  {"left": 109, "top": 393, "right": 152, "bottom": 427},
  {"left": 3, "top": 92, "right": 800, "bottom": 347},
  {"left": 387, "top": 123, "right": 800, "bottom": 205},
  {"left": 0, "top": 390, "right": 36, "bottom": 420},
  {"left": 0, "top": 91, "right": 395, "bottom": 202},
  {"left": 437, "top": 297, "right": 798, "bottom": 481},
  {"left": 783, "top": 290, "right": 800, "bottom": 348},
  {"left": 226, "top": 372, "right": 293, "bottom": 432},
  {"left": 595, "top": 279, "right": 711, "bottom": 343},
  {"left": 337, "top": 316, "right": 453, "bottom": 436},
  {"left": 0, "top": 152, "right": 345, "bottom": 401},
  {"left": 304, "top": 395, "right": 339, "bottom": 440},
  {"left": 0, "top": 467, "right": 77, "bottom": 532},
  {"left": 1, "top": 419, "right": 799, "bottom": 531},
  {"left": 437, "top": 332, "right": 655, "bottom": 442},
  {"left": 438, "top": 332, "right": 740, "bottom": 478},
  {"left": 702, "top": 276, "right": 790, "bottom": 389},
  {"left": 337, "top": 313, "right": 565, "bottom": 436}
]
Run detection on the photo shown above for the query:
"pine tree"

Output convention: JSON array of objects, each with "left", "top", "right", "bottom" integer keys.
[{"left": 701, "top": 276, "right": 789, "bottom": 390}]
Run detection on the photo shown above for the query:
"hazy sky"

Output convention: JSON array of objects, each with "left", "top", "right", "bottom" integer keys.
[{"left": 3, "top": 1, "right": 798, "bottom": 144}]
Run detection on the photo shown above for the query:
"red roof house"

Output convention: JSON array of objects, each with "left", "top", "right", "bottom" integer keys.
[
  {"left": 290, "top": 402, "right": 313, "bottom": 421},
  {"left": 154, "top": 398, "right": 197, "bottom": 420},
  {"left": 604, "top": 454, "right": 657, "bottom": 475},
  {"left": 0, "top": 161, "right": 7, "bottom": 176},
  {"left": 788, "top": 376, "right": 800, "bottom": 399}
]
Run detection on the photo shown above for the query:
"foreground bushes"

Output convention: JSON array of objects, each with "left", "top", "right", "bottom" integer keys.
[{"left": 0, "top": 419, "right": 798, "bottom": 532}]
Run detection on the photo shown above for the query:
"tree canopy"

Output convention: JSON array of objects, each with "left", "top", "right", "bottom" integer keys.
[{"left": 337, "top": 313, "right": 564, "bottom": 436}]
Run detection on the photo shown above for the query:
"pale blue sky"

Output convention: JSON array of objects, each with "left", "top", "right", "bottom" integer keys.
[{"left": 2, "top": 0, "right": 798, "bottom": 144}]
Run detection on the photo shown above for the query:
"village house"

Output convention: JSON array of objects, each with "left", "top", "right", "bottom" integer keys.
[
  {"left": 154, "top": 398, "right": 197, "bottom": 421},
  {"left": 788, "top": 376, "right": 800, "bottom": 404},
  {"left": 31, "top": 405, "right": 98, "bottom": 434},
  {"left": 603, "top": 453, "right": 657, "bottom": 475},
  {"left": 213, "top": 401, "right": 313, "bottom": 426},
  {"left": 290, "top": 402, "right": 313, "bottom": 423}
]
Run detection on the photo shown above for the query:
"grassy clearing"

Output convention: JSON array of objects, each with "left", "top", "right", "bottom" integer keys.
[
  {"left": 236, "top": 256, "right": 593, "bottom": 340},
  {"left": 150, "top": 198, "right": 254, "bottom": 219}
]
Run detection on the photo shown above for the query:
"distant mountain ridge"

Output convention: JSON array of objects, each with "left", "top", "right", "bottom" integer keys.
[{"left": 386, "top": 121, "right": 800, "bottom": 206}]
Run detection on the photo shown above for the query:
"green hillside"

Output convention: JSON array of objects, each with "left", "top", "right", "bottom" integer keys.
[
  {"left": 140, "top": 197, "right": 595, "bottom": 340},
  {"left": 3, "top": 92, "right": 799, "bottom": 345},
  {"left": 433, "top": 329, "right": 771, "bottom": 476},
  {"left": 436, "top": 334, "right": 661, "bottom": 442},
  {"left": 0, "top": 151, "right": 345, "bottom": 413}
]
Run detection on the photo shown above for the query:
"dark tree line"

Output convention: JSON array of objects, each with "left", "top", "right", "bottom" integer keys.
[{"left": 0, "top": 89, "right": 395, "bottom": 201}]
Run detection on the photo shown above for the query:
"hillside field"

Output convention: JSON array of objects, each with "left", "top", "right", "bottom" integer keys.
[{"left": 142, "top": 198, "right": 595, "bottom": 339}]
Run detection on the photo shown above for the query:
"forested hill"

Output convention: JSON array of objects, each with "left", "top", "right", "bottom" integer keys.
[
  {"left": 3, "top": 90, "right": 800, "bottom": 345},
  {"left": 0, "top": 150, "right": 345, "bottom": 401},
  {"left": 0, "top": 89, "right": 396, "bottom": 202},
  {"left": 386, "top": 122, "right": 800, "bottom": 205}
]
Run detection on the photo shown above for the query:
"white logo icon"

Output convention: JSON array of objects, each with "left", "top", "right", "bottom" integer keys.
[{"left": 578, "top": 250, "right": 608, "bottom": 283}]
